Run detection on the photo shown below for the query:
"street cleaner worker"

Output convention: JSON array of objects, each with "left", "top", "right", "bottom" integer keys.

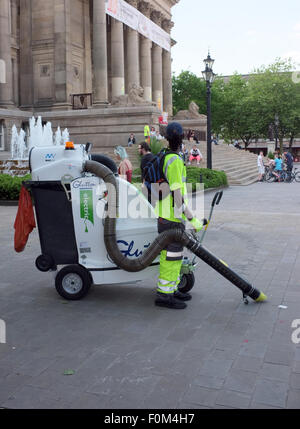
[
  {"left": 154, "top": 122, "right": 208, "bottom": 310},
  {"left": 144, "top": 125, "right": 150, "bottom": 144}
]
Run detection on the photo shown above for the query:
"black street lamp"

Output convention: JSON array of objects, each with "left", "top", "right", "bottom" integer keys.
[
  {"left": 274, "top": 114, "right": 279, "bottom": 152},
  {"left": 202, "top": 52, "right": 216, "bottom": 169}
]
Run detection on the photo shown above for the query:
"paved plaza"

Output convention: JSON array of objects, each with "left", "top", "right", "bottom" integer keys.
[{"left": 0, "top": 182, "right": 300, "bottom": 409}]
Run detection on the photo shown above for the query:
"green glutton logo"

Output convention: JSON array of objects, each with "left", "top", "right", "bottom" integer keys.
[{"left": 80, "top": 190, "right": 94, "bottom": 232}]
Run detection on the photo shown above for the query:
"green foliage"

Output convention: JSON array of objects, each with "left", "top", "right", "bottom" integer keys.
[
  {"left": 172, "top": 71, "right": 206, "bottom": 116},
  {"left": 186, "top": 167, "right": 228, "bottom": 190},
  {"left": 133, "top": 168, "right": 141, "bottom": 176},
  {"left": 248, "top": 58, "right": 300, "bottom": 152},
  {"left": 149, "top": 137, "right": 165, "bottom": 155},
  {"left": 173, "top": 59, "right": 300, "bottom": 149},
  {"left": 267, "top": 152, "right": 275, "bottom": 159},
  {"left": 131, "top": 176, "right": 142, "bottom": 184},
  {"left": 132, "top": 167, "right": 227, "bottom": 191},
  {"left": 0, "top": 174, "right": 31, "bottom": 200}
]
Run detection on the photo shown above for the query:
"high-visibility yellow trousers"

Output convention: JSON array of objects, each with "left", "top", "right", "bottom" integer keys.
[{"left": 157, "top": 250, "right": 183, "bottom": 294}]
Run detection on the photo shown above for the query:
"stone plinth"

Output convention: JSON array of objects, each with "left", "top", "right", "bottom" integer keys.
[
  {"left": 175, "top": 118, "right": 207, "bottom": 140},
  {"left": 0, "top": 159, "right": 29, "bottom": 176},
  {"left": 267, "top": 141, "right": 276, "bottom": 154},
  {"left": 39, "top": 105, "right": 162, "bottom": 148}
]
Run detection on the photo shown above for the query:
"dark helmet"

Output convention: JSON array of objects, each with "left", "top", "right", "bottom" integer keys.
[{"left": 166, "top": 122, "right": 184, "bottom": 140}]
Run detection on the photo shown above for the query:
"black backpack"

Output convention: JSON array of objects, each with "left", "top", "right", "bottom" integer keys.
[{"left": 143, "top": 149, "right": 180, "bottom": 203}]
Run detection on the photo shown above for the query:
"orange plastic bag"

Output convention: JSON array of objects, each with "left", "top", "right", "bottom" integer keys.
[{"left": 14, "top": 186, "right": 36, "bottom": 253}]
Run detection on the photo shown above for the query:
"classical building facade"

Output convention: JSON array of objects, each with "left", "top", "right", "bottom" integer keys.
[{"left": 0, "top": 0, "right": 179, "bottom": 151}]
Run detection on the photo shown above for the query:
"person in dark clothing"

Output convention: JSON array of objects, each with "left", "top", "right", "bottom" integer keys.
[
  {"left": 284, "top": 150, "right": 294, "bottom": 180},
  {"left": 138, "top": 142, "right": 154, "bottom": 179},
  {"left": 138, "top": 142, "right": 155, "bottom": 203},
  {"left": 128, "top": 133, "right": 136, "bottom": 147},
  {"left": 188, "top": 130, "right": 199, "bottom": 144},
  {"left": 284, "top": 151, "right": 293, "bottom": 169},
  {"left": 234, "top": 140, "right": 242, "bottom": 150}
]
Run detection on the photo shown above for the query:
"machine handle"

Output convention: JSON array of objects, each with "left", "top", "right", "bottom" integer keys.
[
  {"left": 216, "top": 191, "right": 223, "bottom": 205},
  {"left": 211, "top": 192, "right": 220, "bottom": 208},
  {"left": 85, "top": 142, "right": 92, "bottom": 153}
]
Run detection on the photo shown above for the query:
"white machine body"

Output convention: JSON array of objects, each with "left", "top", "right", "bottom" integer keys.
[
  {"left": 30, "top": 145, "right": 89, "bottom": 182},
  {"left": 30, "top": 144, "right": 159, "bottom": 285},
  {"left": 70, "top": 176, "right": 159, "bottom": 285}
]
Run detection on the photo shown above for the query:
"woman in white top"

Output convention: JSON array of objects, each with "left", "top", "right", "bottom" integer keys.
[{"left": 257, "top": 151, "right": 265, "bottom": 181}]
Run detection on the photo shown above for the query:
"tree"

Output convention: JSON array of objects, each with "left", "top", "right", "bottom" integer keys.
[
  {"left": 172, "top": 59, "right": 300, "bottom": 152},
  {"left": 212, "top": 74, "right": 262, "bottom": 147},
  {"left": 172, "top": 71, "right": 206, "bottom": 116},
  {"left": 172, "top": 72, "right": 227, "bottom": 133},
  {"left": 248, "top": 59, "right": 300, "bottom": 152}
]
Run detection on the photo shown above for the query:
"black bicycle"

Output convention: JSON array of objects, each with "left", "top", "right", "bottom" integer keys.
[
  {"left": 266, "top": 167, "right": 287, "bottom": 183},
  {"left": 261, "top": 165, "right": 273, "bottom": 182},
  {"left": 284, "top": 167, "right": 300, "bottom": 183}
]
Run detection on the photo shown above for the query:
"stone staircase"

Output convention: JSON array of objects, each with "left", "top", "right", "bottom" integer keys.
[{"left": 203, "top": 143, "right": 259, "bottom": 186}]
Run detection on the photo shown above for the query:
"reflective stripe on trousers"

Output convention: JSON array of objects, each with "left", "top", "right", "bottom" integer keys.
[
  {"left": 157, "top": 250, "right": 183, "bottom": 295},
  {"left": 166, "top": 251, "right": 183, "bottom": 261}
]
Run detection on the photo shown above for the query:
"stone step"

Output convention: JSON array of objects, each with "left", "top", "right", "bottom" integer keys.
[
  {"left": 227, "top": 168, "right": 258, "bottom": 181},
  {"left": 227, "top": 171, "right": 258, "bottom": 185},
  {"left": 214, "top": 163, "right": 257, "bottom": 173},
  {"left": 212, "top": 159, "right": 257, "bottom": 169}
]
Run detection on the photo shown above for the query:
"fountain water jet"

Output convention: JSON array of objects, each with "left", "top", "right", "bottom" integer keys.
[{"left": 1, "top": 117, "right": 72, "bottom": 177}]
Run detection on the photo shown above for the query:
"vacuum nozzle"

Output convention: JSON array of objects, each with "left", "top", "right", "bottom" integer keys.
[{"left": 255, "top": 292, "right": 268, "bottom": 302}]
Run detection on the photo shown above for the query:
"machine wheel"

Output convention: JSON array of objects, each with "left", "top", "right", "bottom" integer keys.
[
  {"left": 178, "top": 273, "right": 195, "bottom": 294},
  {"left": 55, "top": 265, "right": 92, "bottom": 301},
  {"left": 36, "top": 254, "right": 55, "bottom": 272}
]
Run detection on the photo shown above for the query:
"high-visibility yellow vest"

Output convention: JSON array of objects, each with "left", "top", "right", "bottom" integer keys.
[
  {"left": 155, "top": 153, "right": 187, "bottom": 223},
  {"left": 144, "top": 125, "right": 150, "bottom": 137}
]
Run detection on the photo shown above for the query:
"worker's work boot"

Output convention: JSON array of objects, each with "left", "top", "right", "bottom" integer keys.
[
  {"left": 174, "top": 290, "right": 192, "bottom": 301},
  {"left": 155, "top": 292, "right": 187, "bottom": 309}
]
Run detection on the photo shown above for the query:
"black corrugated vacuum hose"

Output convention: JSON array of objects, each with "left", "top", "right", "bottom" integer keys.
[{"left": 83, "top": 160, "right": 267, "bottom": 302}]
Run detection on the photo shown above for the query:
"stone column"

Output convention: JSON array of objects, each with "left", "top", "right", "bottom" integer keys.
[
  {"left": 19, "top": 0, "right": 33, "bottom": 108},
  {"left": 139, "top": 1, "right": 152, "bottom": 102},
  {"left": 152, "top": 45, "right": 163, "bottom": 110},
  {"left": 93, "top": 0, "right": 108, "bottom": 105},
  {"left": 0, "top": 0, "right": 13, "bottom": 107},
  {"left": 54, "top": 0, "right": 72, "bottom": 107},
  {"left": 151, "top": 10, "right": 163, "bottom": 110},
  {"left": 125, "top": 0, "right": 139, "bottom": 89},
  {"left": 84, "top": 0, "right": 93, "bottom": 94},
  {"left": 140, "top": 37, "right": 152, "bottom": 102},
  {"left": 111, "top": 18, "right": 125, "bottom": 97},
  {"left": 162, "top": 20, "right": 174, "bottom": 118}
]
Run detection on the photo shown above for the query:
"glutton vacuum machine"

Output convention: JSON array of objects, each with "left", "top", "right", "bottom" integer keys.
[{"left": 17, "top": 141, "right": 267, "bottom": 304}]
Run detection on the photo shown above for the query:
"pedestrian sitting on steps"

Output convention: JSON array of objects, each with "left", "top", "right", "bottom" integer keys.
[{"left": 188, "top": 145, "right": 203, "bottom": 165}]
